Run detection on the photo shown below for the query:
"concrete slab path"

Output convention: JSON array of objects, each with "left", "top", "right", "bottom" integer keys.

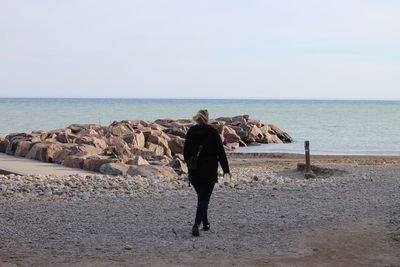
[{"left": 0, "top": 153, "right": 95, "bottom": 176}]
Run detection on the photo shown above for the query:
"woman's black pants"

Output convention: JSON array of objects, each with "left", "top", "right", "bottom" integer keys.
[{"left": 191, "top": 181, "right": 215, "bottom": 226}]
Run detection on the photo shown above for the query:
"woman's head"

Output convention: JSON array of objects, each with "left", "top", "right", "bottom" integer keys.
[{"left": 193, "top": 109, "right": 209, "bottom": 125}]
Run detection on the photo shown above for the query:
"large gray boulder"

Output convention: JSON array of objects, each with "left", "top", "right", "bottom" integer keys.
[
  {"left": 268, "top": 124, "right": 293, "bottom": 143},
  {"left": 168, "top": 157, "right": 188, "bottom": 174},
  {"left": 99, "top": 162, "right": 129, "bottom": 176},
  {"left": 168, "top": 136, "right": 185, "bottom": 155}
]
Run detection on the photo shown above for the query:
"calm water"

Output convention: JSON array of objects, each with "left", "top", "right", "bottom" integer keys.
[{"left": 0, "top": 98, "right": 399, "bottom": 155}]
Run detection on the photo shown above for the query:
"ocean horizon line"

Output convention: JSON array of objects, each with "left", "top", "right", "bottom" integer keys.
[{"left": 1, "top": 97, "right": 400, "bottom": 102}]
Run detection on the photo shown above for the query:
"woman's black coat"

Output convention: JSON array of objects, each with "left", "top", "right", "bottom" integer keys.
[{"left": 183, "top": 124, "right": 230, "bottom": 183}]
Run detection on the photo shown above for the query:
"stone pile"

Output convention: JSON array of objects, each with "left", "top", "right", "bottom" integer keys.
[
  {"left": 0, "top": 115, "right": 292, "bottom": 176},
  {"left": 0, "top": 170, "right": 295, "bottom": 201},
  {"left": 0, "top": 173, "right": 188, "bottom": 201}
]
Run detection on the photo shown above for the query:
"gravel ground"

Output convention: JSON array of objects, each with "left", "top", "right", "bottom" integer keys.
[{"left": 1, "top": 160, "right": 400, "bottom": 266}]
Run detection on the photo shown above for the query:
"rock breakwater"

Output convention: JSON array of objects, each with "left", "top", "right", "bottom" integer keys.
[{"left": 0, "top": 115, "right": 292, "bottom": 176}]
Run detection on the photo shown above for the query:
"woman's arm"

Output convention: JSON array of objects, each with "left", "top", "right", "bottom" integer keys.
[
  {"left": 183, "top": 128, "right": 192, "bottom": 163},
  {"left": 215, "top": 129, "right": 230, "bottom": 174}
]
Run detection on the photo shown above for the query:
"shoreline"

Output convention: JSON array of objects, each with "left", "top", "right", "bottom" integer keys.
[{"left": 228, "top": 152, "right": 400, "bottom": 161}]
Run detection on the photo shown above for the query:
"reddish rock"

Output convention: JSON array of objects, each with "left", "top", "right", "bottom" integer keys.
[
  {"left": 48, "top": 128, "right": 67, "bottom": 136},
  {"left": 135, "top": 131, "right": 146, "bottom": 147},
  {"left": 83, "top": 156, "right": 117, "bottom": 172},
  {"left": 75, "top": 136, "right": 94, "bottom": 146},
  {"left": 26, "top": 143, "right": 50, "bottom": 161},
  {"left": 103, "top": 146, "right": 116, "bottom": 157},
  {"left": 79, "top": 128, "right": 100, "bottom": 137},
  {"left": 174, "top": 153, "right": 185, "bottom": 161},
  {"left": 5, "top": 133, "right": 32, "bottom": 142},
  {"left": 231, "top": 125, "right": 250, "bottom": 141},
  {"left": 94, "top": 126, "right": 109, "bottom": 137},
  {"left": 107, "top": 136, "right": 126, "bottom": 149},
  {"left": 106, "top": 144, "right": 131, "bottom": 158},
  {"left": 149, "top": 123, "right": 165, "bottom": 131},
  {"left": 31, "top": 130, "right": 49, "bottom": 141},
  {"left": 127, "top": 165, "right": 177, "bottom": 180},
  {"left": 259, "top": 125, "right": 270, "bottom": 136},
  {"left": 14, "top": 141, "right": 32, "bottom": 157},
  {"left": 145, "top": 142, "right": 165, "bottom": 156},
  {"left": 53, "top": 146, "right": 73, "bottom": 164},
  {"left": 164, "top": 127, "right": 187, "bottom": 138},
  {"left": 147, "top": 155, "right": 171, "bottom": 166},
  {"left": 51, "top": 144, "right": 91, "bottom": 164},
  {"left": 75, "top": 136, "right": 107, "bottom": 150},
  {"left": 127, "top": 155, "right": 149, "bottom": 166},
  {"left": 46, "top": 143, "right": 64, "bottom": 162},
  {"left": 147, "top": 134, "right": 170, "bottom": 151},
  {"left": 130, "top": 147, "right": 158, "bottom": 159},
  {"left": 0, "top": 138, "right": 9, "bottom": 153},
  {"left": 247, "top": 125, "right": 264, "bottom": 143},
  {"left": 268, "top": 133, "right": 284, "bottom": 144},
  {"left": 109, "top": 122, "right": 134, "bottom": 136},
  {"left": 122, "top": 120, "right": 141, "bottom": 129},
  {"left": 5, "top": 133, "right": 32, "bottom": 155},
  {"left": 135, "top": 124, "right": 146, "bottom": 131},
  {"left": 142, "top": 129, "right": 163, "bottom": 140},
  {"left": 268, "top": 124, "right": 293, "bottom": 143},
  {"left": 247, "top": 119, "right": 262, "bottom": 127},
  {"left": 167, "top": 136, "right": 185, "bottom": 155},
  {"left": 68, "top": 124, "right": 101, "bottom": 135},
  {"left": 145, "top": 142, "right": 171, "bottom": 158},
  {"left": 122, "top": 131, "right": 145, "bottom": 147},
  {"left": 76, "top": 144, "right": 102, "bottom": 155},
  {"left": 222, "top": 126, "right": 241, "bottom": 144},
  {"left": 92, "top": 137, "right": 108, "bottom": 149},
  {"left": 139, "top": 120, "right": 151, "bottom": 127},
  {"left": 62, "top": 155, "right": 87, "bottom": 169},
  {"left": 232, "top": 115, "right": 247, "bottom": 124},
  {"left": 56, "top": 131, "right": 76, "bottom": 143}
]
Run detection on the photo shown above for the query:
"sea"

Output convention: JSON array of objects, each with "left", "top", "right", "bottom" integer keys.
[{"left": 0, "top": 98, "right": 399, "bottom": 156}]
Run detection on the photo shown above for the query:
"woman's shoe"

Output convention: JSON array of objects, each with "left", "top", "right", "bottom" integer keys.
[
  {"left": 203, "top": 223, "right": 210, "bottom": 231},
  {"left": 192, "top": 225, "right": 200, "bottom": 237}
]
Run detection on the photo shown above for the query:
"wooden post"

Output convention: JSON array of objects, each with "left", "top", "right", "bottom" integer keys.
[{"left": 305, "top": 141, "right": 311, "bottom": 173}]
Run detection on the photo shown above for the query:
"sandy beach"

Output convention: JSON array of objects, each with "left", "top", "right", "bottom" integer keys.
[{"left": 1, "top": 153, "right": 400, "bottom": 266}]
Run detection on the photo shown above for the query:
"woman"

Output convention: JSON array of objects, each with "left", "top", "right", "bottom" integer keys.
[{"left": 183, "top": 109, "right": 231, "bottom": 237}]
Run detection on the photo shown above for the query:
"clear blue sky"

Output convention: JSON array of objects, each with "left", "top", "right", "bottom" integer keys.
[{"left": 1, "top": 0, "right": 399, "bottom": 99}]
